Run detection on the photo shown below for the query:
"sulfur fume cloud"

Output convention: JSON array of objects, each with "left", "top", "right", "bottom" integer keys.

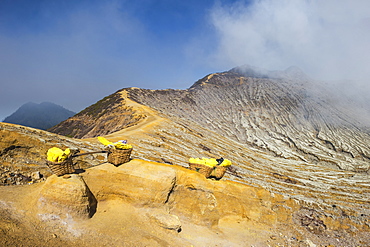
[{"left": 207, "top": 0, "right": 370, "bottom": 82}]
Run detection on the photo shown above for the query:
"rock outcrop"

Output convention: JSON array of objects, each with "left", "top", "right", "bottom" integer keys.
[
  {"left": 0, "top": 157, "right": 369, "bottom": 246},
  {"left": 37, "top": 174, "right": 97, "bottom": 220},
  {"left": 147, "top": 210, "right": 182, "bottom": 232},
  {"left": 81, "top": 159, "right": 369, "bottom": 246},
  {"left": 84, "top": 160, "right": 293, "bottom": 228},
  {"left": 82, "top": 161, "right": 176, "bottom": 207}
]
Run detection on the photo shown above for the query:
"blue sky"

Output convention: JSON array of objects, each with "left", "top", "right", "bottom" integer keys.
[{"left": 1, "top": 0, "right": 369, "bottom": 120}]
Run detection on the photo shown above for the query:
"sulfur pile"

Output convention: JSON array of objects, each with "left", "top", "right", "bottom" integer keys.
[
  {"left": 97, "top": 136, "right": 132, "bottom": 149},
  {"left": 46, "top": 147, "right": 71, "bottom": 163},
  {"left": 188, "top": 157, "right": 232, "bottom": 168}
]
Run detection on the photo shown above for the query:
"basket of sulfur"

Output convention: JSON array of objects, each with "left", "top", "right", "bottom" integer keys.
[
  {"left": 189, "top": 157, "right": 232, "bottom": 179},
  {"left": 98, "top": 136, "right": 133, "bottom": 166},
  {"left": 211, "top": 158, "right": 232, "bottom": 179},
  {"left": 46, "top": 147, "right": 75, "bottom": 176}
]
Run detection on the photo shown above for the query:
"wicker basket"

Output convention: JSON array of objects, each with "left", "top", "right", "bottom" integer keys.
[
  {"left": 107, "top": 148, "right": 132, "bottom": 166},
  {"left": 46, "top": 156, "right": 74, "bottom": 176},
  {"left": 210, "top": 165, "right": 228, "bottom": 179},
  {"left": 189, "top": 163, "right": 213, "bottom": 178}
]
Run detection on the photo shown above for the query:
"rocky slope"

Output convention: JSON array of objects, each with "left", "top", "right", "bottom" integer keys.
[
  {"left": 126, "top": 66, "right": 370, "bottom": 173},
  {"left": 48, "top": 91, "right": 146, "bottom": 138},
  {"left": 51, "top": 66, "right": 370, "bottom": 173}
]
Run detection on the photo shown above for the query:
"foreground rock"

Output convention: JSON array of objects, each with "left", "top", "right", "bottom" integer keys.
[
  {"left": 0, "top": 159, "right": 369, "bottom": 246},
  {"left": 37, "top": 174, "right": 97, "bottom": 220},
  {"left": 147, "top": 210, "right": 182, "bottom": 232},
  {"left": 82, "top": 160, "right": 296, "bottom": 227},
  {"left": 81, "top": 159, "right": 369, "bottom": 246},
  {"left": 82, "top": 161, "right": 176, "bottom": 207}
]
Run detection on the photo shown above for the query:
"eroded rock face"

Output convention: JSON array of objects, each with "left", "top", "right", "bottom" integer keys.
[
  {"left": 79, "top": 159, "right": 369, "bottom": 245},
  {"left": 82, "top": 160, "right": 176, "bottom": 207},
  {"left": 127, "top": 70, "right": 370, "bottom": 173},
  {"left": 169, "top": 166, "right": 298, "bottom": 227},
  {"left": 37, "top": 174, "right": 97, "bottom": 220},
  {"left": 82, "top": 159, "right": 297, "bottom": 227}
]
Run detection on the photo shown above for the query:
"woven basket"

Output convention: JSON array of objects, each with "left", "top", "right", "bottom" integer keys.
[
  {"left": 189, "top": 163, "right": 213, "bottom": 178},
  {"left": 210, "top": 165, "right": 228, "bottom": 179},
  {"left": 107, "top": 148, "right": 132, "bottom": 166},
  {"left": 46, "top": 156, "right": 74, "bottom": 176}
]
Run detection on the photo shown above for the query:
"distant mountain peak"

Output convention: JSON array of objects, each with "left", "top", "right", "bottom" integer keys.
[
  {"left": 3, "top": 102, "right": 75, "bottom": 130},
  {"left": 190, "top": 65, "right": 311, "bottom": 90},
  {"left": 229, "top": 64, "right": 271, "bottom": 78}
]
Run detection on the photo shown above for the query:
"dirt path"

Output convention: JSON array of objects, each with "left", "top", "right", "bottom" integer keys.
[
  {"left": 102, "top": 114, "right": 164, "bottom": 142},
  {"left": 84, "top": 90, "right": 166, "bottom": 143}
]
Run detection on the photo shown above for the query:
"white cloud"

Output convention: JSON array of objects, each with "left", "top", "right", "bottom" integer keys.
[{"left": 207, "top": 0, "right": 370, "bottom": 81}]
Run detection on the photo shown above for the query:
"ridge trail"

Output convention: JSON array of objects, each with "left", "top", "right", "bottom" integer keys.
[{"left": 84, "top": 90, "right": 166, "bottom": 143}]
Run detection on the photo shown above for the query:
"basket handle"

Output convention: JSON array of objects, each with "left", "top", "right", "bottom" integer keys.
[
  {"left": 72, "top": 150, "right": 108, "bottom": 158},
  {"left": 216, "top": 157, "right": 224, "bottom": 165}
]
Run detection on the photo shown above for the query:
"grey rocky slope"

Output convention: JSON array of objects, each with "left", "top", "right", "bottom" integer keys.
[{"left": 127, "top": 65, "right": 370, "bottom": 173}]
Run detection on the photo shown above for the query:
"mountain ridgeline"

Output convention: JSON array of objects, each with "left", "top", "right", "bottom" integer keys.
[
  {"left": 48, "top": 92, "right": 146, "bottom": 138},
  {"left": 3, "top": 102, "right": 75, "bottom": 130},
  {"left": 50, "top": 66, "right": 370, "bottom": 173}
]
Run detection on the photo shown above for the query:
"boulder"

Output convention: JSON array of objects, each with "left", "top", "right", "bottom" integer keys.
[
  {"left": 37, "top": 174, "right": 97, "bottom": 220},
  {"left": 167, "top": 166, "right": 298, "bottom": 227},
  {"left": 148, "top": 211, "right": 182, "bottom": 232},
  {"left": 82, "top": 159, "right": 297, "bottom": 228},
  {"left": 82, "top": 159, "right": 176, "bottom": 207},
  {"left": 31, "top": 171, "right": 41, "bottom": 180}
]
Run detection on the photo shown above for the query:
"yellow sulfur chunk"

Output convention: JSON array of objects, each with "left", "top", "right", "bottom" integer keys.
[
  {"left": 58, "top": 148, "right": 71, "bottom": 162},
  {"left": 189, "top": 157, "right": 232, "bottom": 167},
  {"left": 198, "top": 158, "right": 206, "bottom": 165},
  {"left": 189, "top": 158, "right": 205, "bottom": 165},
  {"left": 189, "top": 157, "right": 218, "bottom": 167},
  {"left": 98, "top": 137, "right": 132, "bottom": 150},
  {"left": 114, "top": 143, "right": 132, "bottom": 150},
  {"left": 47, "top": 147, "right": 71, "bottom": 162},
  {"left": 205, "top": 158, "right": 218, "bottom": 167},
  {"left": 47, "top": 147, "right": 63, "bottom": 162},
  {"left": 220, "top": 159, "right": 232, "bottom": 167},
  {"left": 98, "top": 136, "right": 113, "bottom": 146}
]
